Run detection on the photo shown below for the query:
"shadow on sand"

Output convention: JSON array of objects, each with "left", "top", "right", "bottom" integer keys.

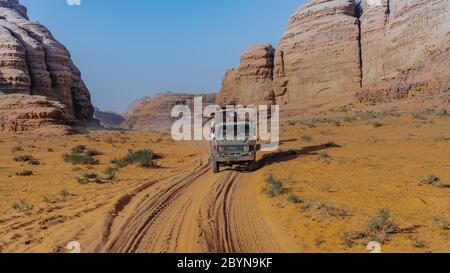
[{"left": 221, "top": 142, "right": 341, "bottom": 173}]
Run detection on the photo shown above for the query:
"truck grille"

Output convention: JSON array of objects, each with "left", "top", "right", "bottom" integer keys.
[{"left": 224, "top": 146, "right": 243, "bottom": 152}]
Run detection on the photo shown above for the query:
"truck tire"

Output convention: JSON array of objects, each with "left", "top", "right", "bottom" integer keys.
[
  {"left": 248, "top": 161, "right": 256, "bottom": 172},
  {"left": 212, "top": 162, "right": 219, "bottom": 173}
]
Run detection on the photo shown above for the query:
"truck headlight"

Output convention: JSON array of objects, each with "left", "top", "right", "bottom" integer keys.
[{"left": 243, "top": 146, "right": 250, "bottom": 152}]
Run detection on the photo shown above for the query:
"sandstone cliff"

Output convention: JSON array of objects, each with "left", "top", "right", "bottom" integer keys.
[
  {"left": 0, "top": 0, "right": 96, "bottom": 133},
  {"left": 0, "top": 94, "right": 74, "bottom": 135},
  {"left": 218, "top": 0, "right": 449, "bottom": 106},
  {"left": 123, "top": 92, "right": 216, "bottom": 131},
  {"left": 356, "top": 0, "right": 450, "bottom": 102},
  {"left": 216, "top": 44, "right": 276, "bottom": 106}
]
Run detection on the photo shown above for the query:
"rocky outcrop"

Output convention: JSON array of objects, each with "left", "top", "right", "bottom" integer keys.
[
  {"left": 356, "top": 0, "right": 450, "bottom": 102},
  {"left": 94, "top": 107, "right": 125, "bottom": 129},
  {"left": 0, "top": 94, "right": 74, "bottom": 135},
  {"left": 216, "top": 44, "right": 275, "bottom": 106},
  {"left": 218, "top": 0, "right": 362, "bottom": 105},
  {"left": 274, "top": 0, "right": 362, "bottom": 103},
  {"left": 123, "top": 92, "right": 216, "bottom": 131},
  {"left": 0, "top": 0, "right": 96, "bottom": 131},
  {"left": 218, "top": 0, "right": 449, "bottom": 106}
]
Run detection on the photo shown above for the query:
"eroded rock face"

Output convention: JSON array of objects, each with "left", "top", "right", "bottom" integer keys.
[
  {"left": 217, "top": 0, "right": 362, "bottom": 105},
  {"left": 275, "top": 0, "right": 362, "bottom": 103},
  {"left": 217, "top": 44, "right": 275, "bottom": 106},
  {"left": 94, "top": 107, "right": 125, "bottom": 129},
  {"left": 123, "top": 92, "right": 216, "bottom": 131},
  {"left": 218, "top": 0, "right": 449, "bottom": 106},
  {"left": 0, "top": 0, "right": 95, "bottom": 127},
  {"left": 0, "top": 94, "right": 74, "bottom": 135},
  {"left": 356, "top": 0, "right": 450, "bottom": 102}
]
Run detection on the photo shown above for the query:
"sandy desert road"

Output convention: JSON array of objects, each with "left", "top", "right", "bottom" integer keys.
[{"left": 99, "top": 156, "right": 282, "bottom": 253}]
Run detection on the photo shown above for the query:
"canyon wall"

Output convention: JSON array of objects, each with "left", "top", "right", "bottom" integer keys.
[
  {"left": 356, "top": 0, "right": 450, "bottom": 102},
  {"left": 0, "top": 0, "right": 96, "bottom": 133},
  {"left": 218, "top": 0, "right": 450, "bottom": 105}
]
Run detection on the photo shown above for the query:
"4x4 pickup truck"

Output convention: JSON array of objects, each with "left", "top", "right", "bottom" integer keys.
[{"left": 209, "top": 121, "right": 257, "bottom": 173}]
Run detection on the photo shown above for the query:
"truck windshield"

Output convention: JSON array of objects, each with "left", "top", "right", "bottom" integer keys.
[{"left": 215, "top": 123, "right": 255, "bottom": 141}]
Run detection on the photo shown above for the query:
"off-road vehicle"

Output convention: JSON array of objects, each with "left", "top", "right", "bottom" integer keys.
[{"left": 209, "top": 116, "right": 257, "bottom": 173}]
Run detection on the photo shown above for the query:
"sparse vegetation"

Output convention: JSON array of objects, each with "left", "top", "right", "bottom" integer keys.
[
  {"left": 411, "top": 237, "right": 427, "bottom": 248},
  {"left": 341, "top": 209, "right": 399, "bottom": 247},
  {"left": 76, "top": 173, "right": 106, "bottom": 185},
  {"left": 16, "top": 170, "right": 33, "bottom": 176},
  {"left": 43, "top": 194, "right": 59, "bottom": 204},
  {"left": 263, "top": 175, "right": 285, "bottom": 197},
  {"left": 104, "top": 167, "right": 117, "bottom": 181},
  {"left": 287, "top": 193, "right": 300, "bottom": 204},
  {"left": 433, "top": 216, "right": 449, "bottom": 230},
  {"left": 418, "top": 175, "right": 448, "bottom": 188},
  {"left": 12, "top": 199, "right": 33, "bottom": 213},
  {"left": 64, "top": 145, "right": 100, "bottom": 166},
  {"left": 301, "top": 199, "right": 348, "bottom": 218},
  {"left": 301, "top": 135, "right": 313, "bottom": 143},
  {"left": 111, "top": 149, "right": 155, "bottom": 168}
]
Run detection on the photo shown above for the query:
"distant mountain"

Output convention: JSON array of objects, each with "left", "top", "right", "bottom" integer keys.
[{"left": 123, "top": 92, "right": 216, "bottom": 131}]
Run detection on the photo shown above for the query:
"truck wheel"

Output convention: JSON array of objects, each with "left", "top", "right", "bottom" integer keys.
[
  {"left": 212, "top": 162, "right": 219, "bottom": 173},
  {"left": 248, "top": 161, "right": 256, "bottom": 172}
]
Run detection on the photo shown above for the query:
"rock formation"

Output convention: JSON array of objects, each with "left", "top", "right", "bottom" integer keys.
[
  {"left": 218, "top": 0, "right": 362, "bottom": 106},
  {"left": 123, "top": 92, "right": 216, "bottom": 131},
  {"left": 0, "top": 0, "right": 96, "bottom": 133},
  {"left": 94, "top": 107, "right": 125, "bottom": 129},
  {"left": 0, "top": 94, "right": 74, "bottom": 135},
  {"left": 274, "top": 0, "right": 362, "bottom": 103},
  {"left": 218, "top": 0, "right": 450, "bottom": 105},
  {"left": 216, "top": 44, "right": 276, "bottom": 106},
  {"left": 356, "top": 0, "right": 450, "bottom": 102}
]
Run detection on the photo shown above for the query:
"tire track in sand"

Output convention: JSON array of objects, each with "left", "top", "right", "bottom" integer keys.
[{"left": 102, "top": 164, "right": 281, "bottom": 253}]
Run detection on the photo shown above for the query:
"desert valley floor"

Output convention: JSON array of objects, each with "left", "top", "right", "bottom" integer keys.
[{"left": 0, "top": 96, "right": 449, "bottom": 253}]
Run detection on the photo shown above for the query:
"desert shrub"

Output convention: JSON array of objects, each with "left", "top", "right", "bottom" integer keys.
[
  {"left": 418, "top": 175, "right": 447, "bottom": 188},
  {"left": 71, "top": 145, "right": 87, "bottom": 154},
  {"left": 433, "top": 216, "right": 450, "bottom": 230},
  {"left": 16, "top": 170, "right": 33, "bottom": 176},
  {"left": 64, "top": 153, "right": 99, "bottom": 165},
  {"left": 104, "top": 167, "right": 117, "bottom": 180},
  {"left": 365, "top": 209, "right": 399, "bottom": 243},
  {"left": 13, "top": 155, "right": 34, "bottom": 162},
  {"left": 112, "top": 149, "right": 154, "bottom": 168},
  {"left": 263, "top": 175, "right": 285, "bottom": 197},
  {"left": 28, "top": 158, "right": 40, "bottom": 165},
  {"left": 12, "top": 199, "right": 33, "bottom": 213},
  {"left": 411, "top": 237, "right": 427, "bottom": 248},
  {"left": 301, "top": 135, "right": 313, "bottom": 143},
  {"left": 301, "top": 199, "right": 348, "bottom": 218},
  {"left": 85, "top": 149, "right": 103, "bottom": 157},
  {"left": 76, "top": 173, "right": 105, "bottom": 185},
  {"left": 43, "top": 194, "right": 59, "bottom": 204},
  {"left": 287, "top": 194, "right": 300, "bottom": 204},
  {"left": 341, "top": 231, "right": 365, "bottom": 248}
]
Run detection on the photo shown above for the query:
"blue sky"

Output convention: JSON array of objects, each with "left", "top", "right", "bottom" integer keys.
[{"left": 21, "top": 0, "right": 303, "bottom": 112}]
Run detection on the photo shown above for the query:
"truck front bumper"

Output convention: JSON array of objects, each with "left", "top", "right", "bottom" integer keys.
[{"left": 210, "top": 153, "right": 256, "bottom": 163}]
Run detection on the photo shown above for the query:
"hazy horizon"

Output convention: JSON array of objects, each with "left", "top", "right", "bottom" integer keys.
[{"left": 21, "top": 0, "right": 304, "bottom": 113}]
